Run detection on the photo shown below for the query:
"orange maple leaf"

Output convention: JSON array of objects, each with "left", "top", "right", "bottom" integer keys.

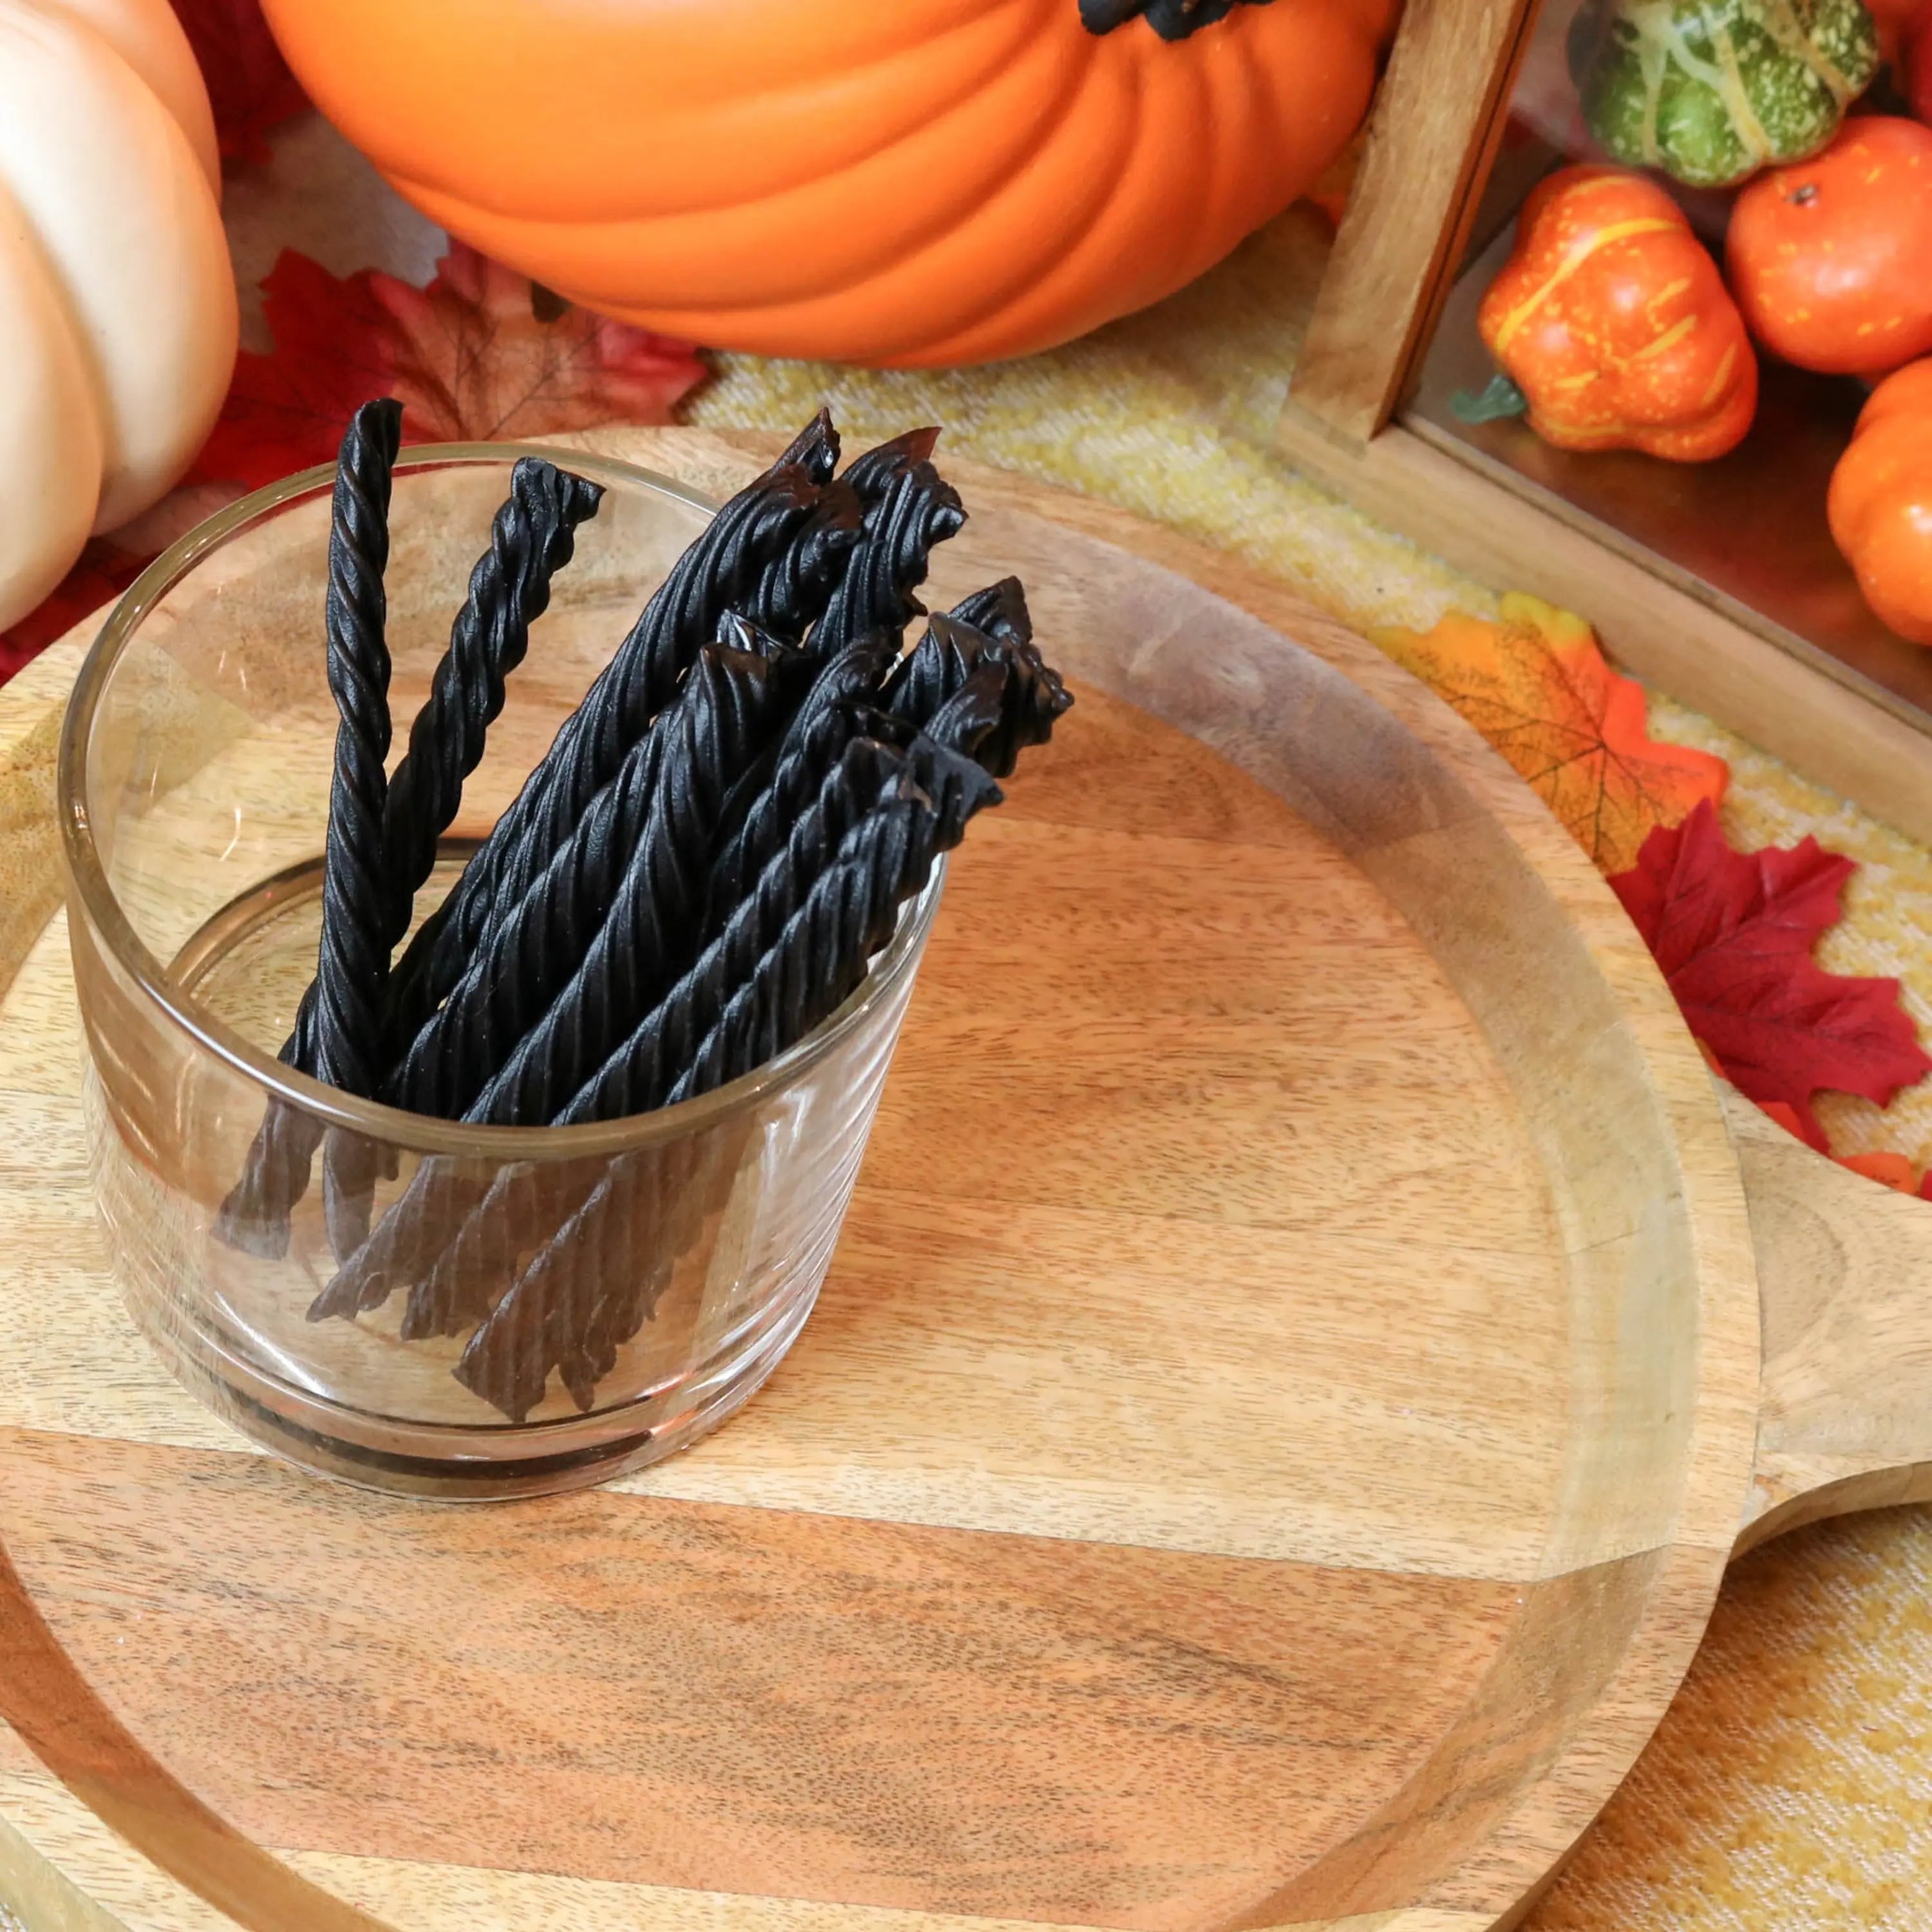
[{"left": 1373, "top": 594, "right": 1728, "bottom": 875}]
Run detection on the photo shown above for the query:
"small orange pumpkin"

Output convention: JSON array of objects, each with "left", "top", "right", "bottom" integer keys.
[
  {"left": 1477, "top": 166, "right": 1757, "bottom": 460},
  {"left": 258, "top": 0, "right": 1396, "bottom": 368},
  {"left": 1828, "top": 357, "right": 1932, "bottom": 646}
]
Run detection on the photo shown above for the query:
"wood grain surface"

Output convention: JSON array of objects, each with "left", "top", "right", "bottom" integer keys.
[
  {"left": 0, "top": 428, "right": 1919, "bottom": 1932},
  {"left": 1286, "top": 0, "right": 1542, "bottom": 440}
]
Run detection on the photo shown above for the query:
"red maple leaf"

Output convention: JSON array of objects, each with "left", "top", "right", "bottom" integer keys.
[
  {"left": 192, "top": 246, "right": 708, "bottom": 491},
  {"left": 0, "top": 542, "right": 150, "bottom": 688},
  {"left": 1610, "top": 800, "right": 1932, "bottom": 1150},
  {"left": 167, "top": 0, "right": 310, "bottom": 167}
]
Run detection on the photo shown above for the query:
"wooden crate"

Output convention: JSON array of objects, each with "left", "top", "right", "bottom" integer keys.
[{"left": 1278, "top": 0, "right": 1932, "bottom": 845}]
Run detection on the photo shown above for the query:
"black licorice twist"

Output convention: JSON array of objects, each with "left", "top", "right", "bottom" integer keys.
[
  {"left": 305, "top": 637, "right": 840, "bottom": 1327},
  {"left": 333, "top": 732, "right": 940, "bottom": 1341},
  {"left": 217, "top": 450, "right": 601, "bottom": 1256},
  {"left": 559, "top": 739, "right": 972, "bottom": 1126},
  {"left": 382, "top": 459, "right": 828, "bottom": 1045},
  {"left": 698, "top": 636, "right": 904, "bottom": 934},
  {"left": 737, "top": 480, "right": 864, "bottom": 642},
  {"left": 838, "top": 426, "right": 940, "bottom": 504},
  {"left": 377, "top": 458, "right": 605, "bottom": 958},
  {"left": 212, "top": 401, "right": 403, "bottom": 1258},
  {"left": 384, "top": 641, "right": 804, "bottom": 1123},
  {"left": 312, "top": 401, "right": 405, "bottom": 1098},
  {"left": 369, "top": 412, "right": 831, "bottom": 1059},
  {"left": 316, "top": 641, "right": 1028, "bottom": 1333},
  {"left": 324, "top": 458, "right": 607, "bottom": 1253},
  {"left": 886, "top": 611, "right": 1074, "bottom": 777},
  {"left": 812, "top": 461, "right": 966, "bottom": 659},
  {"left": 457, "top": 781, "right": 987, "bottom": 1422},
  {"left": 285, "top": 407, "right": 1075, "bottom": 1420}
]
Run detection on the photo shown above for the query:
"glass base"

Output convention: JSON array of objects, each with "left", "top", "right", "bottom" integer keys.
[{"left": 128, "top": 1267, "right": 822, "bottom": 1500}]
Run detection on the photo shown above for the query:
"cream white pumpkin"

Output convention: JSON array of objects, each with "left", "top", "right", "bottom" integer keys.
[{"left": 0, "top": 0, "right": 236, "bottom": 631}]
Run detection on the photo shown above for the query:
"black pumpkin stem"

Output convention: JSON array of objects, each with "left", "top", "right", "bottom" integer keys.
[{"left": 1080, "top": 0, "right": 1271, "bottom": 41}]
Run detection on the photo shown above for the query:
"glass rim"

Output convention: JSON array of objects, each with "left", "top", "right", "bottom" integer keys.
[{"left": 56, "top": 440, "right": 945, "bottom": 1160}]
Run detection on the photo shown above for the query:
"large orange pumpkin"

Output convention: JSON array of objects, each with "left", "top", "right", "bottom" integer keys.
[{"left": 258, "top": 0, "right": 1396, "bottom": 368}]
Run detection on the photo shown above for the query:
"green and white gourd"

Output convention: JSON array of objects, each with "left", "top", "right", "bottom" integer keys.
[{"left": 1569, "top": 0, "right": 1879, "bottom": 187}]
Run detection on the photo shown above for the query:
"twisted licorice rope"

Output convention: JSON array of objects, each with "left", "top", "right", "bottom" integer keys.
[
  {"left": 313, "top": 401, "right": 405, "bottom": 1097},
  {"left": 332, "top": 732, "right": 927, "bottom": 1341},
  {"left": 559, "top": 739, "right": 961, "bottom": 1126},
  {"left": 216, "top": 450, "right": 603, "bottom": 1256},
  {"left": 813, "top": 460, "right": 967, "bottom": 659},
  {"left": 456, "top": 777, "right": 988, "bottom": 1421},
  {"left": 461, "top": 643, "right": 811, "bottom": 1128},
  {"left": 450, "top": 1131, "right": 718, "bottom": 1423},
  {"left": 305, "top": 641, "right": 829, "bottom": 1327},
  {"left": 390, "top": 406, "right": 838, "bottom": 1000},
  {"left": 886, "top": 610, "right": 1074, "bottom": 777},
  {"left": 737, "top": 480, "right": 864, "bottom": 643},
  {"left": 943, "top": 575, "right": 1032, "bottom": 651},
  {"left": 213, "top": 402, "right": 402, "bottom": 1259},
  {"left": 382, "top": 457, "right": 826, "bottom": 1047},
  {"left": 838, "top": 426, "right": 940, "bottom": 503},
  {"left": 385, "top": 641, "right": 803, "bottom": 1122},
  {"left": 326, "top": 459, "right": 608, "bottom": 1253},
  {"left": 378, "top": 459, "right": 606, "bottom": 965},
  {"left": 777, "top": 406, "right": 841, "bottom": 486},
  {"left": 699, "top": 635, "right": 904, "bottom": 934}
]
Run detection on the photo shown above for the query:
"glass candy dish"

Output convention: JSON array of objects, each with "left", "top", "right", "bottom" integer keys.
[{"left": 57, "top": 446, "right": 942, "bottom": 1497}]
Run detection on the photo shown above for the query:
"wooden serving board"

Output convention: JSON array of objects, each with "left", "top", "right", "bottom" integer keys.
[{"left": 0, "top": 428, "right": 1929, "bottom": 1932}]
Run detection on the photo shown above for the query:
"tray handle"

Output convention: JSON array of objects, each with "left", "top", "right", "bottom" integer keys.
[{"left": 1727, "top": 1084, "right": 1932, "bottom": 1553}]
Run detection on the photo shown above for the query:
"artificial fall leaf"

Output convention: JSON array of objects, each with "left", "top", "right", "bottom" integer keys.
[
  {"left": 192, "top": 246, "right": 708, "bottom": 492},
  {"left": 379, "top": 246, "right": 708, "bottom": 444},
  {"left": 1610, "top": 799, "right": 1932, "bottom": 1151},
  {"left": 0, "top": 542, "right": 149, "bottom": 689},
  {"left": 168, "top": 0, "right": 309, "bottom": 166},
  {"left": 1374, "top": 593, "right": 1728, "bottom": 875}
]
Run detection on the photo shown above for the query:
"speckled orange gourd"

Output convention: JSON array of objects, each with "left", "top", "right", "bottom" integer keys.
[
  {"left": 1829, "top": 357, "right": 1932, "bottom": 646},
  {"left": 1479, "top": 165, "right": 1758, "bottom": 461},
  {"left": 255, "top": 0, "right": 1395, "bottom": 368},
  {"left": 1728, "top": 118, "right": 1932, "bottom": 379}
]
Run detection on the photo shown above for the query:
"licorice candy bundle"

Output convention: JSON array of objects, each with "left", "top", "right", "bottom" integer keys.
[{"left": 221, "top": 406, "right": 1072, "bottom": 1421}]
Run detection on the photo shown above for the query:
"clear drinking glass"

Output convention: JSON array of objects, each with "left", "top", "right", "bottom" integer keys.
[{"left": 57, "top": 446, "right": 942, "bottom": 1497}]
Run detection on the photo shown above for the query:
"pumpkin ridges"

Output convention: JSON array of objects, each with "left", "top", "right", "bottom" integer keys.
[
  {"left": 411, "top": 40, "right": 1102, "bottom": 311},
  {"left": 39, "top": 0, "right": 220, "bottom": 192},
  {"left": 263, "top": 0, "right": 1052, "bottom": 221},
  {"left": 1478, "top": 165, "right": 1757, "bottom": 460},
  {"left": 0, "top": 171, "right": 106, "bottom": 625},
  {"left": 404, "top": 46, "right": 1139, "bottom": 368},
  {"left": 260, "top": 0, "right": 1390, "bottom": 366},
  {"left": 384, "top": 38, "right": 1106, "bottom": 325},
  {"left": 913, "top": 5, "right": 1382, "bottom": 366},
  {"left": 0, "top": 3, "right": 235, "bottom": 531},
  {"left": 545, "top": 1, "right": 1381, "bottom": 371}
]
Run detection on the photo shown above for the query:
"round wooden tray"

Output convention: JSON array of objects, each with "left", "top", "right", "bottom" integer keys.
[{"left": 0, "top": 429, "right": 1927, "bottom": 1932}]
